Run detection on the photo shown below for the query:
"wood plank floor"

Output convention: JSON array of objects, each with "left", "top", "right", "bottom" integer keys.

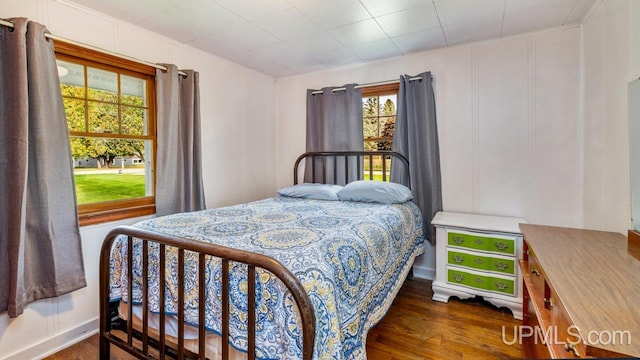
[{"left": 46, "top": 278, "right": 522, "bottom": 359}]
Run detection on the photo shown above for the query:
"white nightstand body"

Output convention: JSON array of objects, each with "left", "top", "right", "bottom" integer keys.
[{"left": 431, "top": 211, "right": 526, "bottom": 320}]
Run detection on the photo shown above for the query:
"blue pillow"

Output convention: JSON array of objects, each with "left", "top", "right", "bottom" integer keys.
[
  {"left": 277, "top": 183, "right": 343, "bottom": 201},
  {"left": 337, "top": 180, "right": 413, "bottom": 204}
]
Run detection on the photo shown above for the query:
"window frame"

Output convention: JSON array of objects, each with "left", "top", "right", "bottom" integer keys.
[
  {"left": 362, "top": 83, "right": 399, "bottom": 150},
  {"left": 55, "top": 41, "right": 157, "bottom": 226},
  {"left": 361, "top": 83, "right": 399, "bottom": 181}
]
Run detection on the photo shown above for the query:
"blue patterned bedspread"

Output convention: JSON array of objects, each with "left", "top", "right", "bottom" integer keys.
[{"left": 109, "top": 197, "right": 424, "bottom": 359}]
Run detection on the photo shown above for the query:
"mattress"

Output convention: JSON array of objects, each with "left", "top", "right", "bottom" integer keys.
[{"left": 108, "top": 196, "right": 425, "bottom": 359}]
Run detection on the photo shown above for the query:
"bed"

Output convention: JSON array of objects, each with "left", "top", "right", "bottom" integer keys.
[{"left": 99, "top": 151, "right": 425, "bottom": 360}]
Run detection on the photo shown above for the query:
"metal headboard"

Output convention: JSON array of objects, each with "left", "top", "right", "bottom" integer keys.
[{"left": 293, "top": 151, "right": 410, "bottom": 188}]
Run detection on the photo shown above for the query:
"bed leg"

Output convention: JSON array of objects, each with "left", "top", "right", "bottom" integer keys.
[{"left": 408, "top": 267, "right": 414, "bottom": 279}]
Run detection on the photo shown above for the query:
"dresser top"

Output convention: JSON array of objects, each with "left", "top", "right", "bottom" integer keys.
[
  {"left": 431, "top": 211, "right": 525, "bottom": 234},
  {"left": 520, "top": 224, "right": 640, "bottom": 357}
]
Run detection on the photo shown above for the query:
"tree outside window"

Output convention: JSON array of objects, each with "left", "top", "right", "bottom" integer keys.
[{"left": 362, "top": 84, "right": 398, "bottom": 180}]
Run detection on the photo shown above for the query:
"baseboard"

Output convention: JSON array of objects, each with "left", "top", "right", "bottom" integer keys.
[
  {"left": 412, "top": 265, "right": 435, "bottom": 280},
  {"left": 4, "top": 317, "right": 99, "bottom": 360}
]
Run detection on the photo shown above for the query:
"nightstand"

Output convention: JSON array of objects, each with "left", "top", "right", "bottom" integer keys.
[{"left": 431, "top": 211, "right": 525, "bottom": 320}]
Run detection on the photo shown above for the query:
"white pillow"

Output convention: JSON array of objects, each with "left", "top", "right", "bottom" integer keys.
[{"left": 337, "top": 180, "right": 413, "bottom": 204}]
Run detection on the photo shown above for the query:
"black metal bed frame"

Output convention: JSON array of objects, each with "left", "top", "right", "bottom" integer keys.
[{"left": 293, "top": 150, "right": 410, "bottom": 187}]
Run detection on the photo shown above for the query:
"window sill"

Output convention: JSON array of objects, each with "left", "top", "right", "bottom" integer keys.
[{"left": 79, "top": 204, "right": 155, "bottom": 226}]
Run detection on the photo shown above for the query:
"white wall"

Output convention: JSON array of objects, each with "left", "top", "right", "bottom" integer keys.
[
  {"left": 0, "top": 0, "right": 277, "bottom": 358},
  {"left": 276, "top": 27, "right": 583, "bottom": 278},
  {"left": 582, "top": 0, "right": 638, "bottom": 234}
]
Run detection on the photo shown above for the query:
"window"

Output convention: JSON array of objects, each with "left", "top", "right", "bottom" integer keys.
[
  {"left": 55, "top": 42, "right": 157, "bottom": 225},
  {"left": 362, "top": 83, "right": 398, "bottom": 181}
]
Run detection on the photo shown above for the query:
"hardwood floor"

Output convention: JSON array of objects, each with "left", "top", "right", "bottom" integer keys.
[
  {"left": 366, "top": 278, "right": 522, "bottom": 360},
  {"left": 46, "top": 278, "right": 522, "bottom": 360}
]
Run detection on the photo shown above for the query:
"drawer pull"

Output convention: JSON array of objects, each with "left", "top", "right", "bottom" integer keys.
[
  {"left": 530, "top": 268, "right": 540, "bottom": 276},
  {"left": 452, "top": 255, "right": 465, "bottom": 264},
  {"left": 495, "top": 262, "right": 509, "bottom": 271},
  {"left": 563, "top": 343, "right": 580, "bottom": 357},
  {"left": 474, "top": 277, "right": 484, "bottom": 284},
  {"left": 452, "top": 273, "right": 465, "bottom": 282},
  {"left": 474, "top": 258, "right": 484, "bottom": 265},
  {"left": 494, "top": 241, "right": 509, "bottom": 251},
  {"left": 474, "top": 238, "right": 485, "bottom": 245},
  {"left": 494, "top": 281, "right": 509, "bottom": 290},
  {"left": 452, "top": 236, "right": 465, "bottom": 245}
]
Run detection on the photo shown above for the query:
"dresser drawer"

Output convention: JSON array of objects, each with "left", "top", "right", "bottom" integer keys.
[
  {"left": 548, "top": 287, "right": 585, "bottom": 358},
  {"left": 526, "top": 246, "right": 546, "bottom": 298},
  {"left": 447, "top": 267, "right": 515, "bottom": 296},
  {"left": 447, "top": 230, "right": 516, "bottom": 256},
  {"left": 523, "top": 285, "right": 552, "bottom": 359},
  {"left": 447, "top": 249, "right": 515, "bottom": 275}
]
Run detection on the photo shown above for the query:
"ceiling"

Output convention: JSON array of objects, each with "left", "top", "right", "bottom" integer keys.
[{"left": 68, "top": 0, "right": 597, "bottom": 78}]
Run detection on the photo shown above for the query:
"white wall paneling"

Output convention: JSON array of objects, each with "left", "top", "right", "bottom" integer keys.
[
  {"left": 532, "top": 29, "right": 582, "bottom": 227},
  {"left": 429, "top": 46, "right": 475, "bottom": 214},
  {"left": 582, "top": 0, "right": 633, "bottom": 233},
  {"left": 476, "top": 38, "right": 530, "bottom": 219}
]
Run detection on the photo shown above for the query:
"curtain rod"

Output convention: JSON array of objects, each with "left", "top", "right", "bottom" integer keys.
[
  {"left": 0, "top": 18, "right": 187, "bottom": 77},
  {"left": 310, "top": 77, "right": 424, "bottom": 95}
]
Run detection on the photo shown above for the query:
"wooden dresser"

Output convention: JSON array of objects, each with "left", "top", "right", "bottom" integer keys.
[{"left": 520, "top": 224, "right": 640, "bottom": 358}]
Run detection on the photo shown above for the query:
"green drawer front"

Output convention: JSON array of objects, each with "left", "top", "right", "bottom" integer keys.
[
  {"left": 447, "top": 251, "right": 515, "bottom": 275},
  {"left": 447, "top": 268, "right": 515, "bottom": 296},
  {"left": 447, "top": 231, "right": 515, "bottom": 255}
]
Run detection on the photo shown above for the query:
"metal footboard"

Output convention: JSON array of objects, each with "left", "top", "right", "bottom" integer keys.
[{"left": 99, "top": 226, "right": 315, "bottom": 360}]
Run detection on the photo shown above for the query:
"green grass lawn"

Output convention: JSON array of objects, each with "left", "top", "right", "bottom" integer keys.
[
  {"left": 74, "top": 171, "right": 387, "bottom": 204},
  {"left": 363, "top": 173, "right": 389, "bottom": 181},
  {"left": 74, "top": 173, "right": 145, "bottom": 204}
]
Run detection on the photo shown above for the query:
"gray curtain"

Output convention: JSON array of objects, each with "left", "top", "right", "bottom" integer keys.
[
  {"left": 156, "top": 65, "right": 206, "bottom": 216},
  {"left": 0, "top": 18, "right": 86, "bottom": 318},
  {"left": 305, "top": 84, "right": 363, "bottom": 185},
  {"left": 391, "top": 72, "right": 442, "bottom": 243}
]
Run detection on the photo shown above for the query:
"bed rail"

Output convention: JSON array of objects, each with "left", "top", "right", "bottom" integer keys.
[
  {"left": 99, "top": 225, "right": 316, "bottom": 360},
  {"left": 293, "top": 150, "right": 410, "bottom": 187}
]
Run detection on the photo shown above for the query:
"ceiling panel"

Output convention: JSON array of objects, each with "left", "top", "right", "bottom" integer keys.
[
  {"left": 286, "top": 31, "right": 344, "bottom": 54},
  {"left": 375, "top": 3, "right": 440, "bottom": 37},
  {"left": 502, "top": 0, "right": 577, "bottom": 36},
  {"left": 57, "top": 0, "right": 598, "bottom": 77},
  {"left": 135, "top": 12, "right": 203, "bottom": 43},
  {"left": 253, "top": 8, "right": 319, "bottom": 40},
  {"left": 310, "top": 48, "right": 362, "bottom": 67},
  {"left": 250, "top": 43, "right": 325, "bottom": 71},
  {"left": 328, "top": 19, "right": 388, "bottom": 48},
  {"left": 213, "top": 0, "right": 292, "bottom": 22},
  {"left": 565, "top": 0, "right": 598, "bottom": 24},
  {"left": 188, "top": 21, "right": 281, "bottom": 51},
  {"left": 168, "top": 0, "right": 245, "bottom": 36},
  {"left": 391, "top": 28, "right": 448, "bottom": 54},
  {"left": 138, "top": 0, "right": 182, "bottom": 12},
  {"left": 434, "top": 0, "right": 506, "bottom": 25},
  {"left": 359, "top": 0, "right": 435, "bottom": 17},
  {"left": 350, "top": 38, "right": 403, "bottom": 62},
  {"left": 442, "top": 18, "right": 503, "bottom": 46},
  {"left": 288, "top": 0, "right": 371, "bottom": 30}
]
